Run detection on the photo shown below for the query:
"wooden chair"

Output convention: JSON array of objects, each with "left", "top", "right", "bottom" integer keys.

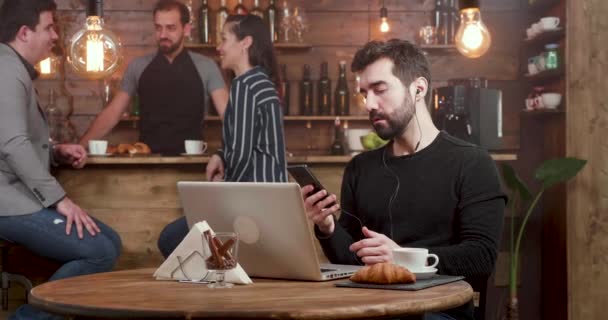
[{"left": 0, "top": 239, "right": 33, "bottom": 310}]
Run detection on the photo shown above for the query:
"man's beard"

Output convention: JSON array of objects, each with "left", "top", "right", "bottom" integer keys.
[
  {"left": 370, "top": 94, "right": 415, "bottom": 141},
  {"left": 158, "top": 37, "right": 182, "bottom": 54}
]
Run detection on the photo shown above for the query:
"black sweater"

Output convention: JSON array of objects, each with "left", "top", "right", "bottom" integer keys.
[{"left": 318, "top": 131, "right": 506, "bottom": 278}]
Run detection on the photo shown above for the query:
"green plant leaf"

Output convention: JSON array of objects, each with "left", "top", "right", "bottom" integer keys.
[
  {"left": 534, "top": 158, "right": 587, "bottom": 188},
  {"left": 501, "top": 164, "right": 532, "bottom": 204}
]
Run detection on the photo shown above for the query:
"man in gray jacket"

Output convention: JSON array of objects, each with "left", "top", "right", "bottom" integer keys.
[{"left": 0, "top": 1, "right": 121, "bottom": 319}]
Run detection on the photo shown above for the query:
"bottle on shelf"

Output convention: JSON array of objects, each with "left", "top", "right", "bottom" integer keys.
[
  {"left": 334, "top": 61, "right": 350, "bottom": 116},
  {"left": 131, "top": 95, "right": 140, "bottom": 117},
  {"left": 544, "top": 43, "right": 560, "bottom": 70},
  {"left": 234, "top": 0, "right": 248, "bottom": 15},
  {"left": 432, "top": 0, "right": 443, "bottom": 37},
  {"left": 448, "top": 0, "right": 459, "bottom": 44},
  {"left": 185, "top": 0, "right": 195, "bottom": 43},
  {"left": 279, "top": 64, "right": 290, "bottom": 115},
  {"left": 251, "top": 0, "right": 264, "bottom": 19},
  {"left": 266, "top": 0, "right": 278, "bottom": 42},
  {"left": 198, "top": 0, "right": 210, "bottom": 44},
  {"left": 216, "top": 0, "right": 229, "bottom": 43},
  {"left": 299, "top": 64, "right": 313, "bottom": 115},
  {"left": 440, "top": 0, "right": 450, "bottom": 44},
  {"left": 317, "top": 61, "right": 332, "bottom": 115},
  {"left": 330, "top": 118, "right": 346, "bottom": 155}
]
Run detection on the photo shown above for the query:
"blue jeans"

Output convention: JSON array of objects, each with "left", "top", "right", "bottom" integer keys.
[
  {"left": 157, "top": 216, "right": 189, "bottom": 258},
  {"left": 0, "top": 208, "right": 122, "bottom": 320}
]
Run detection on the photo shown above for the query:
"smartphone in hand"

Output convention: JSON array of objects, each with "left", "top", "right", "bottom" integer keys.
[{"left": 287, "top": 165, "right": 337, "bottom": 208}]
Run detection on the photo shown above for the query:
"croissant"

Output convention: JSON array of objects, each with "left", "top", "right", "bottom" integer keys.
[
  {"left": 117, "top": 143, "right": 132, "bottom": 154},
  {"left": 130, "top": 142, "right": 151, "bottom": 154},
  {"left": 350, "top": 263, "right": 416, "bottom": 285}
]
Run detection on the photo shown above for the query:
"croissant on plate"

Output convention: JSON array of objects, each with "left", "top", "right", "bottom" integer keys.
[
  {"left": 114, "top": 142, "right": 151, "bottom": 155},
  {"left": 350, "top": 262, "right": 416, "bottom": 285}
]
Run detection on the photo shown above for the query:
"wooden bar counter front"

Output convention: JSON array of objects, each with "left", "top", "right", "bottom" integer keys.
[{"left": 52, "top": 155, "right": 350, "bottom": 270}]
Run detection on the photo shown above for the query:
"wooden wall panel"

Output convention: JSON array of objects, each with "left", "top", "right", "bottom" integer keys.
[{"left": 566, "top": 0, "right": 608, "bottom": 319}]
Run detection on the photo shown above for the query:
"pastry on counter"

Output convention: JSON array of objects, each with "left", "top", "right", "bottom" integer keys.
[
  {"left": 112, "top": 142, "right": 151, "bottom": 155},
  {"left": 349, "top": 262, "right": 416, "bottom": 284}
]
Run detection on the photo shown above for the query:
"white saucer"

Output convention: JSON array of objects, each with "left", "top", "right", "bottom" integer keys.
[
  {"left": 180, "top": 153, "right": 206, "bottom": 156},
  {"left": 89, "top": 153, "right": 112, "bottom": 157},
  {"left": 411, "top": 267, "right": 438, "bottom": 280}
]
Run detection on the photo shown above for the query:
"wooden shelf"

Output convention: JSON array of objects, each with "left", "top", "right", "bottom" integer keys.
[
  {"left": 529, "top": 0, "right": 561, "bottom": 14},
  {"left": 524, "top": 69, "right": 565, "bottom": 83},
  {"left": 419, "top": 44, "right": 457, "bottom": 53},
  {"left": 523, "top": 28, "right": 565, "bottom": 47},
  {"left": 521, "top": 108, "right": 565, "bottom": 116},
  {"left": 185, "top": 42, "right": 312, "bottom": 51},
  {"left": 120, "top": 115, "right": 368, "bottom": 122}
]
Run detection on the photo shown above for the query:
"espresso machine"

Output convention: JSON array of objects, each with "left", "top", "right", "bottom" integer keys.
[{"left": 431, "top": 78, "right": 503, "bottom": 150}]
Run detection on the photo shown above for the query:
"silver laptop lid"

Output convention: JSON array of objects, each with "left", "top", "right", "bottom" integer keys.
[{"left": 178, "top": 182, "right": 328, "bottom": 281}]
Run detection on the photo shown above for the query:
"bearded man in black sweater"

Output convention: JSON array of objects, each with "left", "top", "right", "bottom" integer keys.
[{"left": 301, "top": 40, "right": 506, "bottom": 320}]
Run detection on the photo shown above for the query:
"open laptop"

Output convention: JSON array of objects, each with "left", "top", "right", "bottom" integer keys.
[{"left": 177, "top": 181, "right": 361, "bottom": 281}]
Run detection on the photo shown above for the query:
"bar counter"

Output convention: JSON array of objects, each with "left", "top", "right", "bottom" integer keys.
[{"left": 54, "top": 153, "right": 516, "bottom": 270}]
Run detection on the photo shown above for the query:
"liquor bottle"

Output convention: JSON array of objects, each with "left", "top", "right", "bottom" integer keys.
[
  {"left": 279, "top": 64, "right": 290, "bottom": 115},
  {"left": 317, "top": 62, "right": 331, "bottom": 115},
  {"left": 251, "top": 0, "right": 264, "bottom": 19},
  {"left": 432, "top": 0, "right": 443, "bottom": 32},
  {"left": 334, "top": 61, "right": 350, "bottom": 116},
  {"left": 330, "top": 118, "right": 346, "bottom": 155},
  {"left": 234, "top": 0, "right": 248, "bottom": 15},
  {"left": 440, "top": 0, "right": 450, "bottom": 44},
  {"left": 447, "top": 0, "right": 459, "bottom": 44},
  {"left": 299, "top": 64, "right": 313, "bottom": 115},
  {"left": 185, "top": 0, "right": 195, "bottom": 43},
  {"left": 266, "top": 0, "right": 278, "bottom": 42},
  {"left": 198, "top": 0, "right": 210, "bottom": 44},
  {"left": 216, "top": 0, "right": 229, "bottom": 43}
]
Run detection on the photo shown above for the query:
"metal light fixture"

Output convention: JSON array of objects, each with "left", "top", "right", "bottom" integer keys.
[
  {"left": 379, "top": 0, "right": 390, "bottom": 33},
  {"left": 67, "top": 0, "right": 122, "bottom": 79},
  {"left": 455, "top": 0, "right": 491, "bottom": 58}
]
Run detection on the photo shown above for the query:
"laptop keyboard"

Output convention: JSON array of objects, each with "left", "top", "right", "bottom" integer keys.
[{"left": 320, "top": 268, "right": 337, "bottom": 272}]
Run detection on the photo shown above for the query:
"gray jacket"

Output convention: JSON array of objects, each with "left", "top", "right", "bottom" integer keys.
[{"left": 0, "top": 43, "right": 66, "bottom": 216}]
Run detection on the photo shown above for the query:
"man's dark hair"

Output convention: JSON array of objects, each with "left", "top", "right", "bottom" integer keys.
[
  {"left": 153, "top": 0, "right": 190, "bottom": 25},
  {"left": 0, "top": 0, "right": 57, "bottom": 43},
  {"left": 351, "top": 39, "right": 432, "bottom": 101}
]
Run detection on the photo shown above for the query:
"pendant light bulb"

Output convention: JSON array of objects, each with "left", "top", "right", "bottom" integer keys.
[
  {"left": 379, "top": 5, "right": 390, "bottom": 33},
  {"left": 455, "top": 5, "right": 491, "bottom": 58},
  {"left": 67, "top": 0, "right": 122, "bottom": 79}
]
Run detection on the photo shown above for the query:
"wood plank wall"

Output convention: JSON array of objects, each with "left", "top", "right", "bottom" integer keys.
[
  {"left": 566, "top": 0, "right": 608, "bottom": 319},
  {"left": 36, "top": 0, "right": 524, "bottom": 155}
]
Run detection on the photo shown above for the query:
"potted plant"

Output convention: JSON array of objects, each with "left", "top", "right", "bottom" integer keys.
[{"left": 501, "top": 157, "right": 587, "bottom": 320}]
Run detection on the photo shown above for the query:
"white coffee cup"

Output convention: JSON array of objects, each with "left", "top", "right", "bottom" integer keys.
[
  {"left": 88, "top": 140, "right": 108, "bottom": 155},
  {"left": 184, "top": 140, "right": 207, "bottom": 155},
  {"left": 392, "top": 247, "right": 439, "bottom": 271},
  {"left": 540, "top": 17, "right": 560, "bottom": 30}
]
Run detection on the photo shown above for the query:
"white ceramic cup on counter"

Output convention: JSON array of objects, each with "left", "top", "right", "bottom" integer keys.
[
  {"left": 184, "top": 140, "right": 207, "bottom": 155},
  {"left": 392, "top": 247, "right": 439, "bottom": 272},
  {"left": 88, "top": 140, "right": 108, "bottom": 155},
  {"left": 540, "top": 17, "right": 560, "bottom": 30}
]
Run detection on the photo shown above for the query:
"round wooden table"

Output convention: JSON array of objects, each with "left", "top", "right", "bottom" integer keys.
[{"left": 30, "top": 268, "right": 473, "bottom": 319}]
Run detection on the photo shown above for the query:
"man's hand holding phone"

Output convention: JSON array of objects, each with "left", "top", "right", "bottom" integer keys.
[{"left": 300, "top": 185, "right": 340, "bottom": 236}]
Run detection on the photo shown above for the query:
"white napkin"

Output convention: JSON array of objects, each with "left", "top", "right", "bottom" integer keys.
[{"left": 153, "top": 221, "right": 252, "bottom": 284}]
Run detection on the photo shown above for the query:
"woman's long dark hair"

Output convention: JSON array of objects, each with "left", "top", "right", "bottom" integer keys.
[{"left": 225, "top": 14, "right": 279, "bottom": 87}]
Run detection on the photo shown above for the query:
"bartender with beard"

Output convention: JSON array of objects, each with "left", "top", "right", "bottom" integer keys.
[{"left": 79, "top": 0, "right": 228, "bottom": 155}]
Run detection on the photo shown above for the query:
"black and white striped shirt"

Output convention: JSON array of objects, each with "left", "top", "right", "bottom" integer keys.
[{"left": 220, "top": 66, "right": 287, "bottom": 182}]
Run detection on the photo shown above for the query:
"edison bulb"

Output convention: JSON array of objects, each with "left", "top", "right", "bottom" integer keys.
[
  {"left": 455, "top": 8, "right": 491, "bottom": 58},
  {"left": 67, "top": 16, "right": 122, "bottom": 79},
  {"left": 380, "top": 17, "right": 390, "bottom": 33}
]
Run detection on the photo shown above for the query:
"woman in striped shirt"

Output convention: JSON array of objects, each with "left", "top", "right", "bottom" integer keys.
[
  {"left": 207, "top": 14, "right": 287, "bottom": 183},
  {"left": 157, "top": 14, "right": 287, "bottom": 258}
]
